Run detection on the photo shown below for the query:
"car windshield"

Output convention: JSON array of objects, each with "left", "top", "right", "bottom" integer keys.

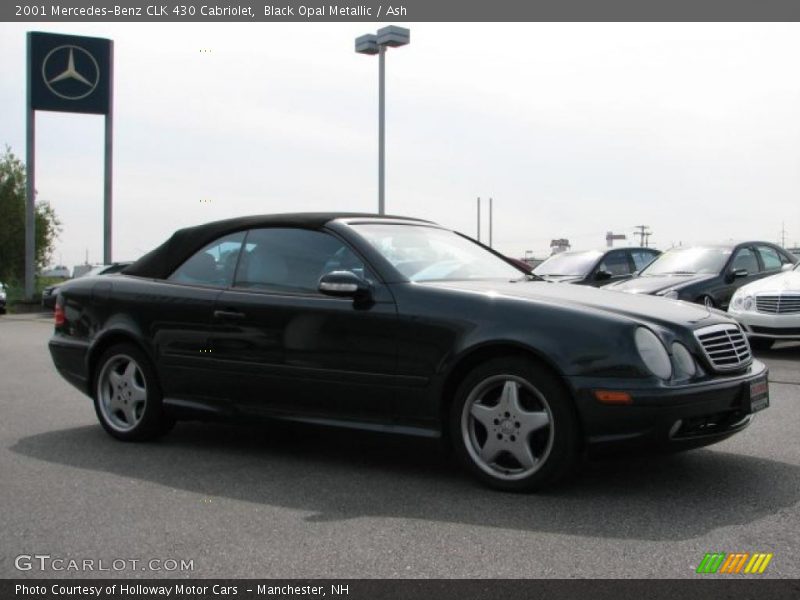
[
  {"left": 533, "top": 251, "right": 603, "bottom": 277},
  {"left": 351, "top": 223, "right": 525, "bottom": 282},
  {"left": 640, "top": 246, "right": 730, "bottom": 276}
]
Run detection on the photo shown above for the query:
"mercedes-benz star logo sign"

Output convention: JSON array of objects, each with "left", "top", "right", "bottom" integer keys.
[{"left": 41, "top": 45, "right": 100, "bottom": 101}]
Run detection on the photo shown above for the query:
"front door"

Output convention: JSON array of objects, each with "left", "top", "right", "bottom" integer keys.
[{"left": 209, "top": 227, "right": 399, "bottom": 423}]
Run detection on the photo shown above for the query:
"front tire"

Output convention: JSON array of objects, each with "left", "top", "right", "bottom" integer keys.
[
  {"left": 93, "top": 343, "right": 174, "bottom": 441},
  {"left": 450, "top": 356, "right": 580, "bottom": 491}
]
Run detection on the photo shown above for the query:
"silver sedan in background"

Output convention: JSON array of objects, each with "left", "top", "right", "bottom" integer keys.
[{"left": 729, "top": 262, "right": 800, "bottom": 350}]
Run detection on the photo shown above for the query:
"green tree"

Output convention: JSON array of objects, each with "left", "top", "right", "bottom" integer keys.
[{"left": 0, "top": 146, "right": 61, "bottom": 284}]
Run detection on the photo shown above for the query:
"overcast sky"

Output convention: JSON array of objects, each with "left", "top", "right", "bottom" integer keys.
[{"left": 1, "top": 22, "right": 799, "bottom": 268}]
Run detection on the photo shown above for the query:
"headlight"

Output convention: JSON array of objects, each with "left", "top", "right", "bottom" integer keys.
[
  {"left": 671, "top": 342, "right": 697, "bottom": 378},
  {"left": 659, "top": 290, "right": 679, "bottom": 300},
  {"left": 730, "top": 290, "right": 754, "bottom": 312},
  {"left": 634, "top": 327, "right": 673, "bottom": 380}
]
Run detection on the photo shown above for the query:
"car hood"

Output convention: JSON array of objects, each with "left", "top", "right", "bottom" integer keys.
[
  {"left": 606, "top": 273, "right": 716, "bottom": 295},
  {"left": 737, "top": 270, "right": 800, "bottom": 294},
  {"left": 420, "top": 279, "right": 720, "bottom": 329}
]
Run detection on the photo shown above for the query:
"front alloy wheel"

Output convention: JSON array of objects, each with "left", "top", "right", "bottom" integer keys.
[
  {"left": 462, "top": 375, "right": 554, "bottom": 480},
  {"left": 451, "top": 357, "right": 579, "bottom": 491}
]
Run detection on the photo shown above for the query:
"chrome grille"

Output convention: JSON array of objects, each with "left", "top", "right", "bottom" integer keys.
[
  {"left": 694, "top": 324, "right": 752, "bottom": 372},
  {"left": 756, "top": 293, "right": 800, "bottom": 314}
]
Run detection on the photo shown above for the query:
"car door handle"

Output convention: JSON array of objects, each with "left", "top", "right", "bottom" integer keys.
[{"left": 213, "top": 309, "right": 246, "bottom": 321}]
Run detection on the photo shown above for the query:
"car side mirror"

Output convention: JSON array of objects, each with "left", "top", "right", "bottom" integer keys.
[
  {"left": 594, "top": 269, "right": 612, "bottom": 281},
  {"left": 781, "top": 263, "right": 794, "bottom": 272},
  {"left": 318, "top": 270, "right": 371, "bottom": 299},
  {"left": 725, "top": 268, "right": 748, "bottom": 283}
]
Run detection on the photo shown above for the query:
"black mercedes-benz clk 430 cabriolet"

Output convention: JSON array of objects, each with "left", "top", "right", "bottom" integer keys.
[{"left": 49, "top": 213, "right": 769, "bottom": 491}]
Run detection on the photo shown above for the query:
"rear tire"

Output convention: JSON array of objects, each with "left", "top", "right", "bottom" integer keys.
[
  {"left": 449, "top": 356, "right": 580, "bottom": 491},
  {"left": 93, "top": 343, "right": 173, "bottom": 441}
]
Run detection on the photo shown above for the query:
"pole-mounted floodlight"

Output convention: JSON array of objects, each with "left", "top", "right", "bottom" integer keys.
[
  {"left": 355, "top": 34, "right": 378, "bottom": 55},
  {"left": 355, "top": 25, "right": 410, "bottom": 215}
]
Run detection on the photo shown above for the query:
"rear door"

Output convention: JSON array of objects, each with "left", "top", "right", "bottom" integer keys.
[{"left": 209, "top": 227, "right": 399, "bottom": 423}]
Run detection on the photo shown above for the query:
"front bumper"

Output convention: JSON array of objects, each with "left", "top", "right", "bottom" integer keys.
[
  {"left": 567, "top": 359, "right": 768, "bottom": 452},
  {"left": 729, "top": 308, "right": 800, "bottom": 341}
]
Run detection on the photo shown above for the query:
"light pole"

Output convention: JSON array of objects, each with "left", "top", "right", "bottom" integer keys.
[{"left": 355, "top": 25, "right": 410, "bottom": 215}]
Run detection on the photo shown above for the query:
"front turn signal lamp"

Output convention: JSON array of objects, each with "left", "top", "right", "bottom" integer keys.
[{"left": 594, "top": 390, "right": 633, "bottom": 405}]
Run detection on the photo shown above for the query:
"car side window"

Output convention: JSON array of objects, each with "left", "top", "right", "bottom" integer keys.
[
  {"left": 631, "top": 250, "right": 658, "bottom": 271},
  {"left": 598, "top": 251, "right": 631, "bottom": 276},
  {"left": 233, "top": 228, "right": 367, "bottom": 294},
  {"left": 731, "top": 247, "right": 759, "bottom": 274},
  {"left": 756, "top": 245, "right": 783, "bottom": 272},
  {"left": 168, "top": 232, "right": 245, "bottom": 287}
]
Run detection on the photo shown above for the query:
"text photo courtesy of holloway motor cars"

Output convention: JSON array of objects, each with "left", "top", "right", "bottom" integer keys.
[{"left": 1, "top": 4, "right": 800, "bottom": 596}]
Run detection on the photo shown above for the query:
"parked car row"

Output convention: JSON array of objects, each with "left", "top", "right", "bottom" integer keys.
[
  {"left": 48, "top": 213, "right": 773, "bottom": 492},
  {"left": 534, "top": 240, "right": 799, "bottom": 348}
]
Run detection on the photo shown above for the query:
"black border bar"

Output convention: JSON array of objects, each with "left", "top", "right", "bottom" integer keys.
[
  {"left": 6, "top": 0, "right": 800, "bottom": 22},
  {"left": 4, "top": 580, "right": 800, "bottom": 600}
]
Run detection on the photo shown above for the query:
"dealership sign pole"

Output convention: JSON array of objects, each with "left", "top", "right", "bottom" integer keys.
[{"left": 25, "top": 31, "right": 113, "bottom": 299}]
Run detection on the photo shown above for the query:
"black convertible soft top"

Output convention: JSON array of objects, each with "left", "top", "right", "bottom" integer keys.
[{"left": 123, "top": 212, "right": 429, "bottom": 279}]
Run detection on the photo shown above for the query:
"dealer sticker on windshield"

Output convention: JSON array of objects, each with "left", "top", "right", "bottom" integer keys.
[{"left": 749, "top": 378, "right": 769, "bottom": 413}]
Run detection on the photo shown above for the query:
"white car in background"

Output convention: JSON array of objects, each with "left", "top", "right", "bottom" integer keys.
[{"left": 729, "top": 262, "right": 800, "bottom": 350}]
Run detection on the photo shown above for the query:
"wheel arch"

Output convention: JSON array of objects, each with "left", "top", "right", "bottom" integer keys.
[
  {"left": 438, "top": 342, "right": 583, "bottom": 443},
  {"left": 86, "top": 329, "right": 155, "bottom": 398}
]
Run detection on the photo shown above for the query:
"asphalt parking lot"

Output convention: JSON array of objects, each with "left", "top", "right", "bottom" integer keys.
[{"left": 1, "top": 313, "right": 798, "bottom": 579}]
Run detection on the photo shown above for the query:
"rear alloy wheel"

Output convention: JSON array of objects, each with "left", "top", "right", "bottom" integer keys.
[
  {"left": 94, "top": 343, "right": 174, "bottom": 441},
  {"left": 451, "top": 357, "right": 579, "bottom": 491}
]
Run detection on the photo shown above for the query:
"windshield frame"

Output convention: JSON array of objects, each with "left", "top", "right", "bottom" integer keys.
[{"left": 337, "top": 220, "right": 529, "bottom": 284}]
